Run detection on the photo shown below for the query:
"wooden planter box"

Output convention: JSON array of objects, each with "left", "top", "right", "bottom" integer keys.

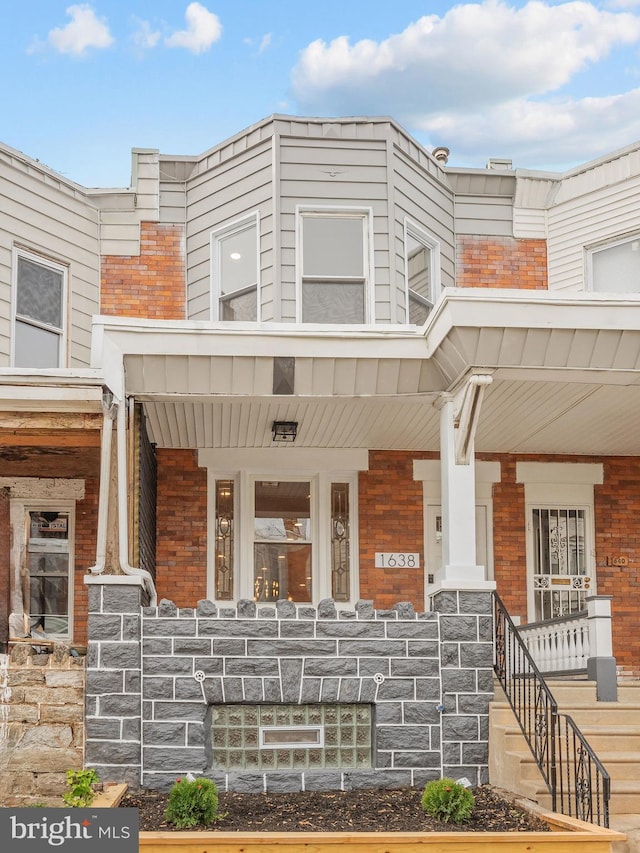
[{"left": 94, "top": 784, "right": 625, "bottom": 853}]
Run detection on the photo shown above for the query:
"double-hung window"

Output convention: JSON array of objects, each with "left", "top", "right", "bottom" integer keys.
[
  {"left": 405, "top": 221, "right": 439, "bottom": 325},
  {"left": 211, "top": 213, "right": 259, "bottom": 321},
  {"left": 299, "top": 209, "right": 370, "bottom": 323},
  {"left": 589, "top": 234, "right": 640, "bottom": 293},
  {"left": 13, "top": 249, "right": 66, "bottom": 368}
]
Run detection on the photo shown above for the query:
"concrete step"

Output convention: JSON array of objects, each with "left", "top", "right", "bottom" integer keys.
[{"left": 491, "top": 699, "right": 640, "bottom": 727}]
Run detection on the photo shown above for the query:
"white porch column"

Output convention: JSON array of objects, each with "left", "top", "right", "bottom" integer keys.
[{"left": 436, "top": 396, "right": 495, "bottom": 592}]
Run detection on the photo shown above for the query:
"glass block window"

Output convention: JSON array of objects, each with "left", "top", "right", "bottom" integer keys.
[{"left": 211, "top": 704, "right": 372, "bottom": 771}]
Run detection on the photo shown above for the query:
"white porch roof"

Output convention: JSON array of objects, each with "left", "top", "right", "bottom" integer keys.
[{"left": 93, "top": 290, "right": 640, "bottom": 456}]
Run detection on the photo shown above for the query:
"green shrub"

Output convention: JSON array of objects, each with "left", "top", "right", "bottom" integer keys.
[
  {"left": 63, "top": 769, "right": 99, "bottom": 807},
  {"left": 164, "top": 776, "right": 220, "bottom": 828},
  {"left": 421, "top": 778, "right": 475, "bottom": 824}
]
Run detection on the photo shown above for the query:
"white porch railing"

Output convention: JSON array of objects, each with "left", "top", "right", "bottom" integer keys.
[{"left": 519, "top": 611, "right": 589, "bottom": 673}]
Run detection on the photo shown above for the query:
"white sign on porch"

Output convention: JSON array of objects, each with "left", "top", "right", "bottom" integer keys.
[{"left": 374, "top": 553, "right": 420, "bottom": 568}]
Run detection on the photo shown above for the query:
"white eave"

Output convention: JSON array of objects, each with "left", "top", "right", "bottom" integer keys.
[
  {"left": 0, "top": 369, "right": 106, "bottom": 413},
  {"left": 93, "top": 294, "right": 640, "bottom": 455}
]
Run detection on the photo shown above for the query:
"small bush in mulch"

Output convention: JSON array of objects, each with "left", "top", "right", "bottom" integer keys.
[{"left": 121, "top": 784, "right": 551, "bottom": 833}]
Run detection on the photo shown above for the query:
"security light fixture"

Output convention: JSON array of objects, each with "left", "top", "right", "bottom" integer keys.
[{"left": 272, "top": 420, "right": 298, "bottom": 443}]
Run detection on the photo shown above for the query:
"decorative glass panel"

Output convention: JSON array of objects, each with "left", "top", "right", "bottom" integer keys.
[
  {"left": 215, "top": 480, "right": 234, "bottom": 600},
  {"left": 331, "top": 482, "right": 350, "bottom": 601}
]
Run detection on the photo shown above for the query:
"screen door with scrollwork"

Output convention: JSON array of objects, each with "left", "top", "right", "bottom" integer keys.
[{"left": 528, "top": 506, "right": 595, "bottom": 621}]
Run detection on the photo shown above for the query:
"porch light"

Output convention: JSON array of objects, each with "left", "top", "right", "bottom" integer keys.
[{"left": 272, "top": 420, "right": 298, "bottom": 442}]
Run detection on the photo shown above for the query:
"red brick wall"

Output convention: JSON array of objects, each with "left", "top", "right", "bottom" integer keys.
[
  {"left": 155, "top": 449, "right": 208, "bottom": 606},
  {"left": 101, "top": 222, "right": 185, "bottom": 319},
  {"left": 358, "top": 451, "right": 429, "bottom": 610},
  {"left": 456, "top": 236, "right": 548, "bottom": 289}
]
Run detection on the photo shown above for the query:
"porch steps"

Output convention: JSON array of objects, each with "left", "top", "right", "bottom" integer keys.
[{"left": 490, "top": 679, "right": 640, "bottom": 816}]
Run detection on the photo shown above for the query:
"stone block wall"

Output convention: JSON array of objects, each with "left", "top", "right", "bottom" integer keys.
[
  {"left": 85, "top": 582, "right": 495, "bottom": 793},
  {"left": 0, "top": 644, "right": 85, "bottom": 804}
]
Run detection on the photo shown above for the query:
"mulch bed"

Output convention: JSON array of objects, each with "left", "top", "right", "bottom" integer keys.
[{"left": 121, "top": 785, "right": 551, "bottom": 833}]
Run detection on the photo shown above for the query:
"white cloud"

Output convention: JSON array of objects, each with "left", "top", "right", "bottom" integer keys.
[
  {"left": 290, "top": 0, "right": 640, "bottom": 167},
  {"left": 165, "top": 2, "right": 222, "bottom": 54},
  {"left": 258, "top": 33, "right": 272, "bottom": 54},
  {"left": 45, "top": 4, "right": 113, "bottom": 57},
  {"left": 131, "top": 18, "right": 161, "bottom": 51}
]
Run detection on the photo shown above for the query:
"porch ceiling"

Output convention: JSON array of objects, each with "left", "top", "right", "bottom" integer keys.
[{"left": 98, "top": 291, "right": 640, "bottom": 456}]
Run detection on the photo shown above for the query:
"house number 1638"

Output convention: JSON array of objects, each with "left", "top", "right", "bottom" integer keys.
[{"left": 374, "top": 552, "right": 420, "bottom": 568}]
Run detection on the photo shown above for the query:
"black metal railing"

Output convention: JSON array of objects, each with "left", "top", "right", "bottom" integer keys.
[{"left": 493, "top": 593, "right": 611, "bottom": 827}]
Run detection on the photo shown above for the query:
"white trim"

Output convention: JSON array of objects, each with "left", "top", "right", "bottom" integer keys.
[
  {"left": 11, "top": 247, "right": 68, "bottom": 368},
  {"left": 210, "top": 211, "right": 260, "bottom": 322},
  {"left": 403, "top": 219, "right": 441, "bottom": 324},
  {"left": 199, "top": 448, "right": 369, "bottom": 471},
  {"left": 295, "top": 205, "right": 374, "bottom": 324},
  {"left": 516, "top": 462, "right": 603, "bottom": 486},
  {"left": 205, "top": 466, "right": 360, "bottom": 605}
]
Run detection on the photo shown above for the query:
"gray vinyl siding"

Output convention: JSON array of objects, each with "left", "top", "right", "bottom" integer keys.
[
  {"left": 185, "top": 138, "right": 274, "bottom": 321},
  {"left": 0, "top": 146, "right": 100, "bottom": 368},
  {"left": 448, "top": 171, "right": 516, "bottom": 237},
  {"left": 278, "top": 135, "right": 391, "bottom": 323},
  {"left": 391, "top": 146, "right": 455, "bottom": 321}
]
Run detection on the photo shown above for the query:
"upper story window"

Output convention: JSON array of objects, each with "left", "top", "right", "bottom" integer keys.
[
  {"left": 589, "top": 234, "right": 640, "bottom": 293},
  {"left": 13, "top": 249, "right": 66, "bottom": 368},
  {"left": 299, "top": 209, "right": 371, "bottom": 323},
  {"left": 211, "top": 213, "right": 259, "bottom": 321},
  {"left": 405, "top": 221, "right": 440, "bottom": 325}
]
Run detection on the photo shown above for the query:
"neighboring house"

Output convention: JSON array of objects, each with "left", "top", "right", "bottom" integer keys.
[{"left": 2, "top": 115, "right": 640, "bottom": 791}]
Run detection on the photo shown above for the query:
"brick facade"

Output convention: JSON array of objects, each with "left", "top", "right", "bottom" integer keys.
[
  {"left": 100, "top": 222, "right": 186, "bottom": 319},
  {"left": 456, "top": 236, "right": 548, "bottom": 289},
  {"left": 155, "top": 449, "right": 208, "bottom": 606}
]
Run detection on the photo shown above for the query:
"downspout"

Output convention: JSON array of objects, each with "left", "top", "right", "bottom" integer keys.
[
  {"left": 116, "top": 396, "right": 158, "bottom": 606},
  {"left": 88, "top": 390, "right": 117, "bottom": 576}
]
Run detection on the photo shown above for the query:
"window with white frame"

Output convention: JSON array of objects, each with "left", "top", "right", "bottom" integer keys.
[
  {"left": 211, "top": 213, "right": 259, "bottom": 321},
  {"left": 589, "top": 234, "right": 640, "bottom": 293},
  {"left": 299, "top": 210, "right": 370, "bottom": 323},
  {"left": 405, "top": 222, "right": 440, "bottom": 324},
  {"left": 13, "top": 249, "right": 66, "bottom": 368},
  {"left": 208, "top": 470, "right": 358, "bottom": 604}
]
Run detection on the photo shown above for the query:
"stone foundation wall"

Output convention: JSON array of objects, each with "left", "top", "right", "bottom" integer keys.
[
  {"left": 85, "top": 583, "right": 494, "bottom": 793},
  {"left": 0, "top": 644, "right": 85, "bottom": 804}
]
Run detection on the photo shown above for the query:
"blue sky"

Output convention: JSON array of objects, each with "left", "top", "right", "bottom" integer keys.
[{"left": 2, "top": 0, "right": 640, "bottom": 187}]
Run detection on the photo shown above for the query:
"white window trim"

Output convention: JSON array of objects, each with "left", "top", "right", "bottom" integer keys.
[
  {"left": 295, "top": 205, "right": 375, "bottom": 324},
  {"left": 205, "top": 466, "right": 360, "bottom": 606},
  {"left": 11, "top": 247, "right": 68, "bottom": 368},
  {"left": 403, "top": 219, "right": 441, "bottom": 323},
  {"left": 9, "top": 498, "right": 75, "bottom": 640},
  {"left": 210, "top": 211, "right": 260, "bottom": 322},
  {"left": 585, "top": 231, "right": 640, "bottom": 293}
]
